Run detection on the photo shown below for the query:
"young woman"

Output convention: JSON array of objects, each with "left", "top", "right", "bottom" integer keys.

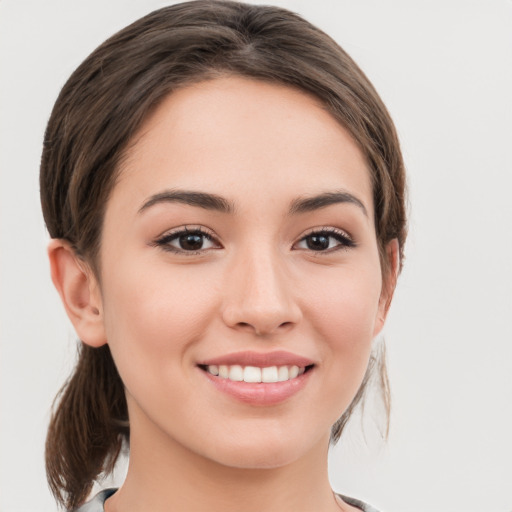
[{"left": 41, "top": 1, "right": 407, "bottom": 511}]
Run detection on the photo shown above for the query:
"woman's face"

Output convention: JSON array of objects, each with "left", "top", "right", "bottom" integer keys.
[{"left": 95, "top": 77, "right": 391, "bottom": 469}]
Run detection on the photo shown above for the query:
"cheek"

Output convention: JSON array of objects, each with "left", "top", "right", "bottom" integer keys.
[
  {"left": 301, "top": 262, "right": 382, "bottom": 404},
  {"left": 99, "top": 257, "right": 220, "bottom": 383},
  {"left": 306, "top": 261, "right": 382, "bottom": 342}
]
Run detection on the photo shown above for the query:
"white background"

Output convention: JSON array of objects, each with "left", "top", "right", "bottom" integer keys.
[{"left": 1, "top": 1, "right": 511, "bottom": 511}]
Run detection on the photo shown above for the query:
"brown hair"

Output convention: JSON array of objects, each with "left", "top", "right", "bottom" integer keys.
[{"left": 41, "top": 1, "right": 407, "bottom": 509}]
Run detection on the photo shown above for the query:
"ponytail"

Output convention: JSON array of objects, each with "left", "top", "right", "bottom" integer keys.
[
  {"left": 45, "top": 345, "right": 128, "bottom": 510},
  {"left": 330, "top": 341, "right": 391, "bottom": 443}
]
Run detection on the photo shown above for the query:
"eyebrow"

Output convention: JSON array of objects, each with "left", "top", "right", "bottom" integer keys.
[
  {"left": 138, "top": 189, "right": 367, "bottom": 217},
  {"left": 139, "top": 190, "right": 234, "bottom": 214},
  {"left": 289, "top": 191, "right": 368, "bottom": 217}
]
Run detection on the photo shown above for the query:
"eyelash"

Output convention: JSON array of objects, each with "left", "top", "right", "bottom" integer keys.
[
  {"left": 153, "top": 226, "right": 220, "bottom": 255},
  {"left": 152, "top": 226, "right": 356, "bottom": 255},
  {"left": 294, "top": 227, "right": 356, "bottom": 253}
]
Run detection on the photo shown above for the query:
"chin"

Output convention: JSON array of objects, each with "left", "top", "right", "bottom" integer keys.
[
  {"left": 215, "top": 447, "right": 301, "bottom": 470},
  {"left": 202, "top": 425, "right": 324, "bottom": 470}
]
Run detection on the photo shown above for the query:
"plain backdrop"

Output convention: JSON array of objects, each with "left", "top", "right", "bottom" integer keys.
[{"left": 1, "top": 1, "right": 511, "bottom": 511}]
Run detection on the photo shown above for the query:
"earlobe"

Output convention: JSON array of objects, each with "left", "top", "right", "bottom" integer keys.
[
  {"left": 373, "top": 238, "right": 400, "bottom": 337},
  {"left": 48, "top": 239, "right": 107, "bottom": 347}
]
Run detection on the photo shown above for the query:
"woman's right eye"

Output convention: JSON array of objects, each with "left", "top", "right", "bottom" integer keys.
[{"left": 153, "top": 228, "right": 220, "bottom": 254}]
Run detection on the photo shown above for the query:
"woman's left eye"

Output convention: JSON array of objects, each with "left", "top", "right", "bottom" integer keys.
[
  {"left": 294, "top": 229, "right": 355, "bottom": 252},
  {"left": 154, "top": 228, "right": 219, "bottom": 253}
]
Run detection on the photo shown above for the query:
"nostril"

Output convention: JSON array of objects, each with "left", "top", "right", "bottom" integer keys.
[
  {"left": 233, "top": 320, "right": 297, "bottom": 336},
  {"left": 236, "top": 322, "right": 254, "bottom": 332}
]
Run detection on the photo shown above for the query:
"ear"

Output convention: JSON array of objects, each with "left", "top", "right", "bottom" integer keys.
[
  {"left": 373, "top": 238, "right": 400, "bottom": 337},
  {"left": 48, "top": 239, "right": 107, "bottom": 347}
]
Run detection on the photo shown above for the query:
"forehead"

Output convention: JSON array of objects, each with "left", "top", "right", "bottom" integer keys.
[{"left": 115, "top": 76, "right": 373, "bottom": 215}]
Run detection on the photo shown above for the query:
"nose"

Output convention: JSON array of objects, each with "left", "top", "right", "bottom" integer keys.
[{"left": 221, "top": 249, "right": 302, "bottom": 336}]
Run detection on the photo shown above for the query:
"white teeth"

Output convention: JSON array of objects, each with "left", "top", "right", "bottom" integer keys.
[
  {"left": 205, "top": 364, "right": 307, "bottom": 382},
  {"left": 277, "top": 366, "right": 289, "bottom": 382},
  {"left": 228, "top": 365, "right": 244, "bottom": 381},
  {"left": 289, "top": 365, "right": 299, "bottom": 379},
  {"left": 261, "top": 366, "right": 278, "bottom": 383},
  {"left": 243, "top": 366, "right": 261, "bottom": 383}
]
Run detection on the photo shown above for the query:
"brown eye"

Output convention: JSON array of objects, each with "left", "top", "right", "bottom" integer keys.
[
  {"left": 295, "top": 229, "right": 355, "bottom": 252},
  {"left": 305, "top": 234, "right": 330, "bottom": 251},
  {"left": 178, "top": 233, "right": 205, "bottom": 251},
  {"left": 154, "top": 228, "right": 219, "bottom": 254}
]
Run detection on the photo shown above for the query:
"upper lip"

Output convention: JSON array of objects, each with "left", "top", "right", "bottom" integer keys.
[{"left": 198, "top": 350, "right": 315, "bottom": 368}]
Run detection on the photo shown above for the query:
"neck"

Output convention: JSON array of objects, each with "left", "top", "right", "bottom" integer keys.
[{"left": 106, "top": 412, "right": 341, "bottom": 512}]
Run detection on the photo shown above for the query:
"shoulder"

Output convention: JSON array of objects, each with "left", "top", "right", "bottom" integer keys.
[
  {"left": 338, "top": 493, "right": 382, "bottom": 512},
  {"left": 73, "top": 489, "right": 380, "bottom": 512},
  {"left": 71, "top": 488, "right": 117, "bottom": 512}
]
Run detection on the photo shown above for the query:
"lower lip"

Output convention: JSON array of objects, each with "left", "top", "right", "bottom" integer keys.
[{"left": 201, "top": 368, "right": 313, "bottom": 406}]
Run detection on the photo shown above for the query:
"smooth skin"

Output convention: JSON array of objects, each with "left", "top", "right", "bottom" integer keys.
[{"left": 49, "top": 77, "right": 398, "bottom": 512}]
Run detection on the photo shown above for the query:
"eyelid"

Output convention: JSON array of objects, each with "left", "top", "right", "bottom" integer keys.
[
  {"left": 298, "top": 225, "right": 354, "bottom": 241},
  {"left": 155, "top": 224, "right": 216, "bottom": 241},
  {"left": 151, "top": 225, "right": 222, "bottom": 254},
  {"left": 293, "top": 226, "right": 356, "bottom": 252}
]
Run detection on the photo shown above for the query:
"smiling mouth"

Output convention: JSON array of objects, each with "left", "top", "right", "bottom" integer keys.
[{"left": 199, "top": 364, "right": 314, "bottom": 383}]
